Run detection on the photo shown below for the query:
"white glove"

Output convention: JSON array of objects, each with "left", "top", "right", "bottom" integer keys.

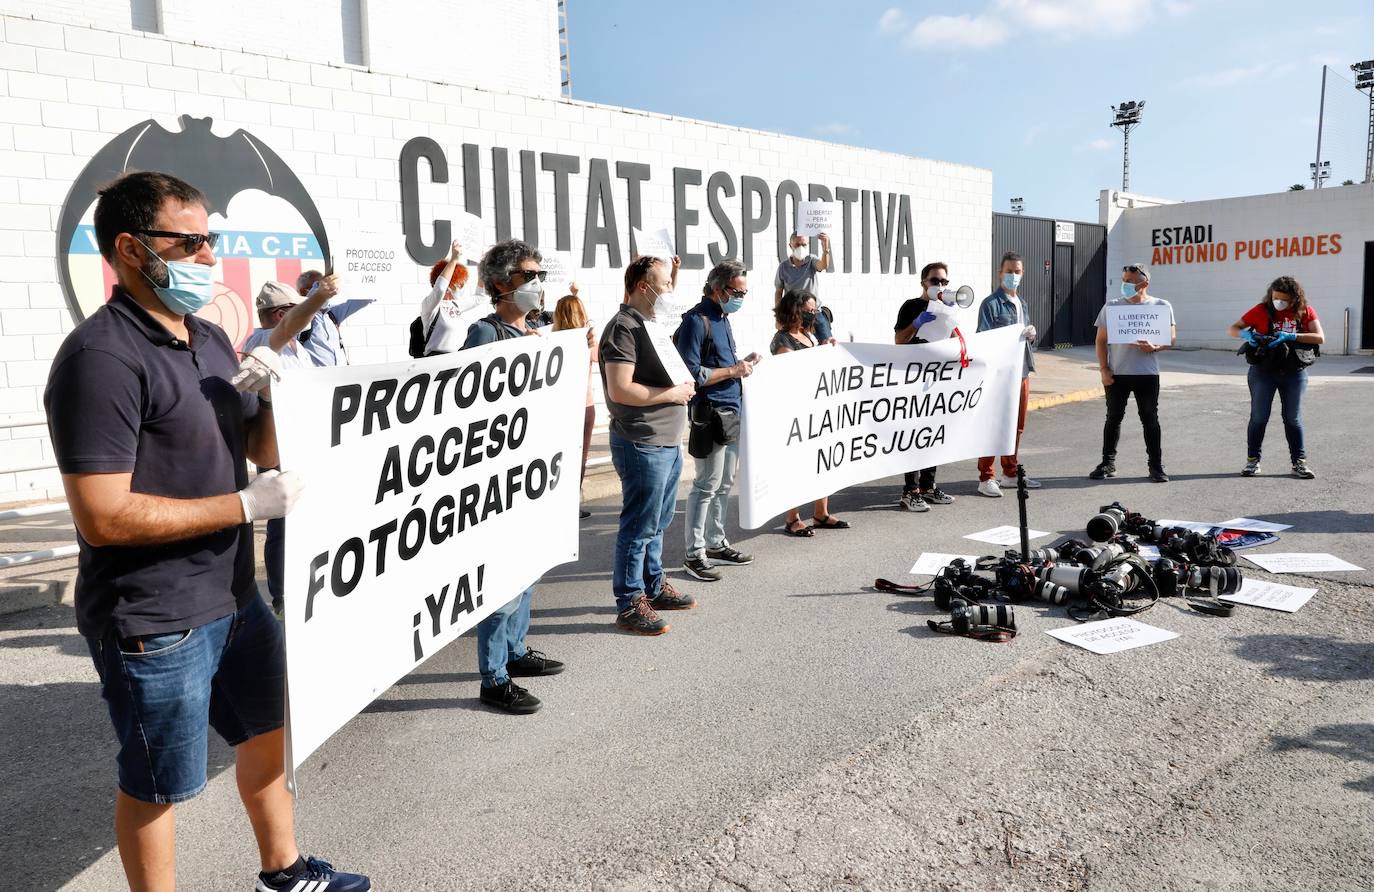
[
  {"left": 230, "top": 345, "right": 282, "bottom": 393},
  {"left": 1023, "top": 324, "right": 1037, "bottom": 342},
  {"left": 238, "top": 469, "right": 304, "bottom": 521}
]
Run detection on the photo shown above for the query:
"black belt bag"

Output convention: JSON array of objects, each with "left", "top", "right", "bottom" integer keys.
[{"left": 688, "top": 401, "right": 739, "bottom": 458}]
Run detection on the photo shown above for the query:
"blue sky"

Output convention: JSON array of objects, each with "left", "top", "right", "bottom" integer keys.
[{"left": 566, "top": 0, "right": 1374, "bottom": 223}]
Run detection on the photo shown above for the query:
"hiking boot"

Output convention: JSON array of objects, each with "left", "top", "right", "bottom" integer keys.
[
  {"left": 899, "top": 490, "right": 930, "bottom": 512},
  {"left": 478, "top": 680, "right": 542, "bottom": 714},
  {"left": 507, "top": 648, "right": 565, "bottom": 677},
  {"left": 1149, "top": 466, "right": 1170, "bottom": 483},
  {"left": 683, "top": 555, "right": 722, "bottom": 582},
  {"left": 922, "top": 488, "right": 955, "bottom": 505},
  {"left": 1089, "top": 462, "right": 1117, "bottom": 480},
  {"left": 706, "top": 544, "right": 754, "bottom": 564},
  {"left": 616, "top": 596, "right": 670, "bottom": 635},
  {"left": 1241, "top": 458, "right": 1261, "bottom": 477},
  {"left": 649, "top": 580, "right": 697, "bottom": 611},
  {"left": 1292, "top": 459, "right": 1316, "bottom": 479}
]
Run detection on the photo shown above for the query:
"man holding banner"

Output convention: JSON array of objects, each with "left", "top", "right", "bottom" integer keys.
[
  {"left": 44, "top": 172, "right": 369, "bottom": 892},
  {"left": 601, "top": 256, "right": 699, "bottom": 634},
  {"left": 775, "top": 231, "right": 834, "bottom": 343},
  {"left": 457, "top": 239, "right": 567, "bottom": 713}
]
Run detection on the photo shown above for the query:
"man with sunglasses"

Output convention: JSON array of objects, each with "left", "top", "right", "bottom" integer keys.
[
  {"left": 43, "top": 172, "right": 369, "bottom": 890},
  {"left": 891, "top": 262, "right": 960, "bottom": 512},
  {"left": 456, "top": 239, "right": 567, "bottom": 714},
  {"left": 1090, "top": 263, "right": 1175, "bottom": 483}
]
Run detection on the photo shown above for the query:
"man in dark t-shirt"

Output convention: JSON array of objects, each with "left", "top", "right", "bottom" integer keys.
[
  {"left": 599, "top": 255, "right": 698, "bottom": 634},
  {"left": 43, "top": 172, "right": 368, "bottom": 892}
]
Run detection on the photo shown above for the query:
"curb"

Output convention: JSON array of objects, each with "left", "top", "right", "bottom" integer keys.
[{"left": 1026, "top": 386, "right": 1104, "bottom": 413}]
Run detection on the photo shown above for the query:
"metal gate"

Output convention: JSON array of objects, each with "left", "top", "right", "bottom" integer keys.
[{"left": 991, "top": 213, "right": 1106, "bottom": 347}]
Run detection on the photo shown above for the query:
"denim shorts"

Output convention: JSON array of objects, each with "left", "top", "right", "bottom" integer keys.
[{"left": 87, "top": 594, "right": 286, "bottom": 804}]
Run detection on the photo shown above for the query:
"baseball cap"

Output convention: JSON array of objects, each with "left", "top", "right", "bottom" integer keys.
[
  {"left": 1123, "top": 262, "right": 1151, "bottom": 281},
  {"left": 256, "top": 281, "right": 297, "bottom": 310}
]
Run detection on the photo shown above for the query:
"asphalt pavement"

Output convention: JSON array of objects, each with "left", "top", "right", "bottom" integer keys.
[{"left": 2, "top": 348, "right": 1372, "bottom": 891}]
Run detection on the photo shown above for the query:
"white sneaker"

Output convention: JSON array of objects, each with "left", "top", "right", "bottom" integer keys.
[
  {"left": 977, "top": 479, "right": 1003, "bottom": 498},
  {"left": 1000, "top": 475, "right": 1042, "bottom": 489}
]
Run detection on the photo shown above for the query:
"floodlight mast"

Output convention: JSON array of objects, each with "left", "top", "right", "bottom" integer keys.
[
  {"left": 1110, "top": 100, "right": 1145, "bottom": 191},
  {"left": 1353, "top": 60, "right": 1374, "bottom": 184}
]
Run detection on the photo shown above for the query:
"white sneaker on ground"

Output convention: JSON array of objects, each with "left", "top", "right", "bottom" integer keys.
[
  {"left": 1000, "top": 475, "right": 1042, "bottom": 489},
  {"left": 977, "top": 479, "right": 1003, "bottom": 498}
]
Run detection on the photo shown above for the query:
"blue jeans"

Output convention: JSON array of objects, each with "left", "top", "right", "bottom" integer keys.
[
  {"left": 476, "top": 586, "right": 532, "bottom": 687},
  {"left": 685, "top": 440, "right": 739, "bottom": 558},
  {"left": 86, "top": 595, "right": 285, "bottom": 804},
  {"left": 1247, "top": 365, "right": 1307, "bottom": 462},
  {"left": 610, "top": 431, "right": 682, "bottom": 611}
]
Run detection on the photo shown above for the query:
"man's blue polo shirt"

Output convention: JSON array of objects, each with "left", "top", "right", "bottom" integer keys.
[{"left": 44, "top": 287, "right": 264, "bottom": 640}]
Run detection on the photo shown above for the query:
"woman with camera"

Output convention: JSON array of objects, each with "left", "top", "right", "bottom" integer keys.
[
  {"left": 1227, "top": 276, "right": 1323, "bottom": 479},
  {"left": 771, "top": 289, "right": 850, "bottom": 536}
]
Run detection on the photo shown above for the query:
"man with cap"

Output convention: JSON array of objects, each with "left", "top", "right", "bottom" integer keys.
[
  {"left": 241, "top": 275, "right": 341, "bottom": 616},
  {"left": 1090, "top": 262, "right": 1176, "bottom": 483}
]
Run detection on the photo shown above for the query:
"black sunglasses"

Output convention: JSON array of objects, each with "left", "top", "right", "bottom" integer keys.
[
  {"left": 1123, "top": 265, "right": 1144, "bottom": 274},
  {"left": 136, "top": 229, "right": 221, "bottom": 253},
  {"left": 928, "top": 277, "right": 950, "bottom": 286},
  {"left": 513, "top": 269, "right": 548, "bottom": 283}
]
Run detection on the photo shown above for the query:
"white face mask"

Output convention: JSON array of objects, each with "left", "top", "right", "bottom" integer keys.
[
  {"left": 506, "top": 278, "right": 543, "bottom": 313},
  {"left": 1272, "top": 299, "right": 1290, "bottom": 311},
  {"left": 646, "top": 283, "right": 675, "bottom": 316},
  {"left": 791, "top": 245, "right": 809, "bottom": 261}
]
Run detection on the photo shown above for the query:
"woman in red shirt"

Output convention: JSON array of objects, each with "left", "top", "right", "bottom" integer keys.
[{"left": 1227, "top": 276, "right": 1324, "bottom": 478}]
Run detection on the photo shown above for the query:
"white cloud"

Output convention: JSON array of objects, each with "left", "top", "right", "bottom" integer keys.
[
  {"left": 907, "top": 13, "right": 1009, "bottom": 49},
  {"left": 1076, "top": 137, "right": 1115, "bottom": 152},
  {"left": 1163, "top": 0, "right": 1192, "bottom": 15},
  {"left": 895, "top": 0, "right": 1160, "bottom": 51},
  {"left": 814, "top": 122, "right": 856, "bottom": 137},
  {"left": 878, "top": 8, "right": 908, "bottom": 33}
]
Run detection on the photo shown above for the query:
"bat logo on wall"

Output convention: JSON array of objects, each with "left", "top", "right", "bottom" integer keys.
[{"left": 56, "top": 115, "right": 332, "bottom": 341}]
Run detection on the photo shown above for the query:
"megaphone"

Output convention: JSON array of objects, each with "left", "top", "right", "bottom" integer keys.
[{"left": 942, "top": 285, "right": 976, "bottom": 308}]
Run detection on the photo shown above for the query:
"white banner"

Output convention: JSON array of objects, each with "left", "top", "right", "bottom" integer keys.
[
  {"left": 1105, "top": 304, "right": 1170, "bottom": 345},
  {"left": 737, "top": 327, "right": 1025, "bottom": 528},
  {"left": 272, "top": 330, "right": 589, "bottom": 772}
]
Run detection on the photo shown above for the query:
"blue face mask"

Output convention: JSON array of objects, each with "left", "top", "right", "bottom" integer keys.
[
  {"left": 722, "top": 294, "right": 745, "bottom": 315},
  {"left": 1002, "top": 272, "right": 1022, "bottom": 292},
  {"left": 1120, "top": 280, "right": 1139, "bottom": 298},
  {"left": 139, "top": 240, "right": 216, "bottom": 315}
]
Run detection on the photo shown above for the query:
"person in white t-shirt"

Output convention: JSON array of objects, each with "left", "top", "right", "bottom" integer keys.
[{"left": 417, "top": 240, "right": 481, "bottom": 355}]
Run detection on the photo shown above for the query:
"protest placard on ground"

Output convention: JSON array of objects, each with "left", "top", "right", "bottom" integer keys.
[
  {"left": 964, "top": 525, "right": 1052, "bottom": 547},
  {"left": 1045, "top": 618, "right": 1179, "bottom": 654},
  {"left": 738, "top": 327, "right": 1024, "bottom": 529},
  {"left": 1106, "top": 304, "right": 1171, "bottom": 345},
  {"left": 1242, "top": 552, "right": 1363, "bottom": 573},
  {"left": 909, "top": 553, "right": 978, "bottom": 575},
  {"left": 271, "top": 330, "right": 589, "bottom": 776},
  {"left": 1221, "top": 579, "right": 1317, "bottom": 612}
]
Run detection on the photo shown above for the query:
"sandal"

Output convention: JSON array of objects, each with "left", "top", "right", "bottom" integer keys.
[
  {"left": 784, "top": 519, "right": 815, "bottom": 537},
  {"left": 811, "top": 515, "right": 850, "bottom": 530}
]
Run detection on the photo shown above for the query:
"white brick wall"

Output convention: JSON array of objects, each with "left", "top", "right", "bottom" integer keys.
[
  {"left": 0, "top": 11, "right": 991, "bottom": 504},
  {"left": 1106, "top": 184, "right": 1373, "bottom": 350}
]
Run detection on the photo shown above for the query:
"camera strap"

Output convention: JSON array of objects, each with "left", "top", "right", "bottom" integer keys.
[
  {"left": 874, "top": 577, "right": 930, "bottom": 596},
  {"left": 925, "top": 619, "right": 1017, "bottom": 643}
]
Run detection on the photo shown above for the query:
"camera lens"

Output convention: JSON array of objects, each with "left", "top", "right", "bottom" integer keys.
[
  {"left": 1032, "top": 577, "right": 1071, "bottom": 605},
  {"left": 1039, "top": 563, "right": 1089, "bottom": 594},
  {"left": 1086, "top": 505, "right": 1127, "bottom": 543}
]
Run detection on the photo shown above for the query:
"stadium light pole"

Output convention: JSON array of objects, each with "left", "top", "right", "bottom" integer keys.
[
  {"left": 1110, "top": 101, "right": 1145, "bottom": 192},
  {"left": 1353, "top": 59, "right": 1374, "bottom": 183},
  {"left": 1010, "top": 197, "right": 1024, "bottom": 215},
  {"left": 1309, "top": 160, "right": 1330, "bottom": 188}
]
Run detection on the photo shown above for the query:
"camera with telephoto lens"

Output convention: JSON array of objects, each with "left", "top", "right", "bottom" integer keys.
[
  {"left": 1073, "top": 541, "right": 1127, "bottom": 570},
  {"left": 949, "top": 598, "right": 1015, "bottom": 634},
  {"left": 1087, "top": 503, "right": 1129, "bottom": 543},
  {"left": 1025, "top": 545, "right": 1066, "bottom": 563}
]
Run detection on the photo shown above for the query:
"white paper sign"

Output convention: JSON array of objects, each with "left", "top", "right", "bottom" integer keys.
[
  {"left": 963, "top": 525, "right": 1051, "bottom": 547},
  {"left": 632, "top": 226, "right": 676, "bottom": 260},
  {"left": 641, "top": 319, "right": 693, "bottom": 385},
  {"left": 909, "top": 552, "right": 979, "bottom": 575},
  {"left": 272, "top": 330, "right": 589, "bottom": 774},
  {"left": 334, "top": 230, "right": 405, "bottom": 296},
  {"left": 737, "top": 327, "right": 1026, "bottom": 529},
  {"left": 1106, "top": 304, "right": 1171, "bottom": 345},
  {"left": 540, "top": 251, "right": 576, "bottom": 294},
  {"left": 796, "top": 200, "right": 837, "bottom": 236},
  {"left": 1220, "top": 579, "right": 1317, "bottom": 613},
  {"left": 1218, "top": 517, "right": 1293, "bottom": 533},
  {"left": 1242, "top": 552, "right": 1364, "bottom": 574},
  {"left": 453, "top": 211, "right": 488, "bottom": 257},
  {"left": 1045, "top": 618, "right": 1179, "bottom": 654}
]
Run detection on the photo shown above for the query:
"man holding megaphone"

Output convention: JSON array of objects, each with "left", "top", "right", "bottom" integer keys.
[{"left": 892, "top": 261, "right": 973, "bottom": 512}]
